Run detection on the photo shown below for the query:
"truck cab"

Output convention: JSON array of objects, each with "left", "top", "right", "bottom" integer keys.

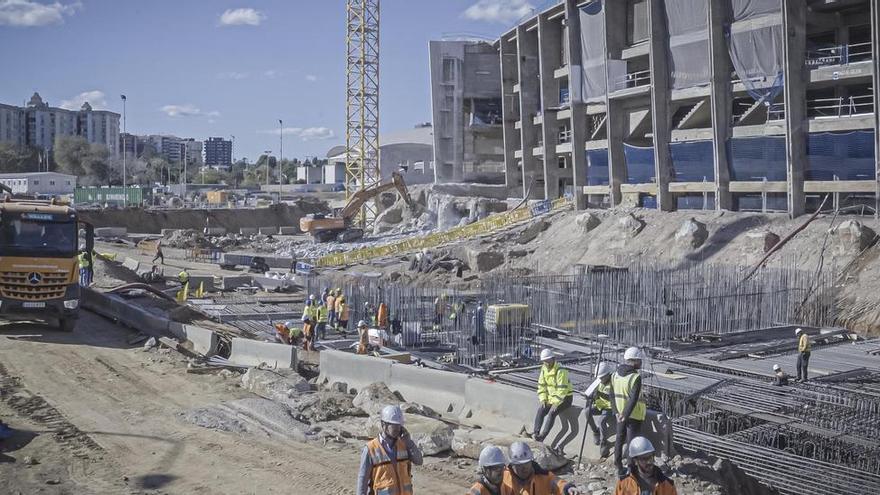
[{"left": 0, "top": 199, "right": 92, "bottom": 331}]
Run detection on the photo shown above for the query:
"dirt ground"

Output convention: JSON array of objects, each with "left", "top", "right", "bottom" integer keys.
[{"left": 0, "top": 312, "right": 473, "bottom": 495}]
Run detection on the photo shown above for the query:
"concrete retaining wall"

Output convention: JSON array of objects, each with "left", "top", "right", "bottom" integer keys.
[
  {"left": 278, "top": 227, "right": 297, "bottom": 235},
  {"left": 258, "top": 227, "right": 277, "bottom": 235},
  {"left": 240, "top": 227, "right": 259, "bottom": 235},
  {"left": 204, "top": 227, "right": 227, "bottom": 236},
  {"left": 94, "top": 227, "right": 127, "bottom": 238},
  {"left": 318, "top": 350, "right": 674, "bottom": 460}
]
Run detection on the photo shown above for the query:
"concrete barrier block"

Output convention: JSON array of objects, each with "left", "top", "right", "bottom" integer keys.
[
  {"left": 204, "top": 227, "right": 227, "bottom": 236},
  {"left": 181, "top": 325, "right": 219, "bottom": 356},
  {"left": 318, "top": 350, "right": 392, "bottom": 390},
  {"left": 221, "top": 275, "right": 253, "bottom": 291},
  {"left": 122, "top": 257, "right": 140, "bottom": 272},
  {"left": 258, "top": 227, "right": 277, "bottom": 235},
  {"left": 95, "top": 227, "right": 127, "bottom": 238},
  {"left": 228, "top": 338, "right": 296, "bottom": 368},
  {"left": 240, "top": 227, "right": 259, "bottom": 236},
  {"left": 390, "top": 363, "right": 468, "bottom": 416},
  {"left": 278, "top": 227, "right": 297, "bottom": 235}
]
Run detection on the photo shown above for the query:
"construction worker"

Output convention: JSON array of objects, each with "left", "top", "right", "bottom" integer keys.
[
  {"left": 533, "top": 349, "right": 574, "bottom": 443},
  {"left": 78, "top": 248, "right": 92, "bottom": 287},
  {"left": 326, "top": 289, "right": 337, "bottom": 330},
  {"left": 613, "top": 437, "right": 676, "bottom": 495},
  {"left": 337, "top": 296, "right": 350, "bottom": 336},
  {"left": 467, "top": 445, "right": 507, "bottom": 495},
  {"left": 585, "top": 362, "right": 615, "bottom": 456},
  {"left": 178, "top": 269, "right": 190, "bottom": 286},
  {"left": 612, "top": 347, "right": 647, "bottom": 478},
  {"left": 357, "top": 319, "right": 369, "bottom": 355},
  {"left": 795, "top": 328, "right": 811, "bottom": 382},
  {"left": 364, "top": 301, "right": 376, "bottom": 326},
  {"left": 316, "top": 301, "right": 329, "bottom": 341},
  {"left": 473, "top": 301, "right": 485, "bottom": 345},
  {"left": 772, "top": 364, "right": 790, "bottom": 386},
  {"left": 433, "top": 294, "right": 446, "bottom": 328},
  {"left": 356, "top": 404, "right": 423, "bottom": 495},
  {"left": 152, "top": 240, "right": 164, "bottom": 264},
  {"left": 302, "top": 315, "right": 315, "bottom": 351},
  {"left": 377, "top": 301, "right": 389, "bottom": 330},
  {"left": 273, "top": 320, "right": 301, "bottom": 346},
  {"left": 303, "top": 294, "right": 318, "bottom": 322},
  {"left": 501, "top": 441, "right": 581, "bottom": 495}
]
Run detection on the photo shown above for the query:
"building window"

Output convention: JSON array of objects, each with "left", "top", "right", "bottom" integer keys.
[
  {"left": 442, "top": 58, "right": 456, "bottom": 82},
  {"left": 50, "top": 180, "right": 55, "bottom": 185},
  {"left": 627, "top": 0, "right": 649, "bottom": 45},
  {"left": 33, "top": 180, "right": 39, "bottom": 185}
]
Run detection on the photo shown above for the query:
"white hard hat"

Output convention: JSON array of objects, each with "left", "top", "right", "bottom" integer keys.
[
  {"left": 596, "top": 361, "right": 615, "bottom": 378},
  {"left": 539, "top": 349, "right": 555, "bottom": 362},
  {"left": 773, "top": 364, "right": 781, "bottom": 371},
  {"left": 284, "top": 321, "right": 295, "bottom": 328},
  {"left": 795, "top": 328, "right": 803, "bottom": 335},
  {"left": 478, "top": 445, "right": 507, "bottom": 468},
  {"left": 508, "top": 441, "right": 534, "bottom": 465},
  {"left": 357, "top": 320, "right": 368, "bottom": 328},
  {"left": 624, "top": 346, "right": 645, "bottom": 361},
  {"left": 628, "top": 436, "right": 655, "bottom": 458},
  {"left": 309, "top": 294, "right": 316, "bottom": 301},
  {"left": 380, "top": 404, "right": 404, "bottom": 425}
]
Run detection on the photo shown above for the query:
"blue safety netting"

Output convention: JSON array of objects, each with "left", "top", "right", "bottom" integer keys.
[
  {"left": 624, "top": 144, "right": 655, "bottom": 183},
  {"left": 641, "top": 195, "right": 658, "bottom": 209},
  {"left": 806, "top": 131, "right": 875, "bottom": 181},
  {"left": 586, "top": 149, "right": 609, "bottom": 186},
  {"left": 728, "top": 136, "right": 787, "bottom": 181},
  {"left": 670, "top": 140, "right": 715, "bottom": 182},
  {"left": 734, "top": 193, "right": 788, "bottom": 211}
]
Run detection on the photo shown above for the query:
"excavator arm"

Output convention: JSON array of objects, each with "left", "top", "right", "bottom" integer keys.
[{"left": 337, "top": 171, "right": 416, "bottom": 222}]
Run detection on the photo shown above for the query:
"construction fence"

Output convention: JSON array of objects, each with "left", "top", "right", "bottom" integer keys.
[{"left": 315, "top": 197, "right": 572, "bottom": 268}]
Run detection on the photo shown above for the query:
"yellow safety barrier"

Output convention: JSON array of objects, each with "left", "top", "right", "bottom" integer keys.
[{"left": 316, "top": 197, "right": 571, "bottom": 268}]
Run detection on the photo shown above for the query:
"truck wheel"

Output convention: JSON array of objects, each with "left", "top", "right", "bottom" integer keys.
[{"left": 59, "top": 318, "right": 77, "bottom": 332}]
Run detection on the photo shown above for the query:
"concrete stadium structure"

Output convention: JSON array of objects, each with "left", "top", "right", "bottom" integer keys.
[{"left": 494, "top": 0, "right": 880, "bottom": 217}]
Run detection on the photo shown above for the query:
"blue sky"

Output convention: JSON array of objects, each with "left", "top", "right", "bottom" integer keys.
[{"left": 0, "top": 0, "right": 544, "bottom": 162}]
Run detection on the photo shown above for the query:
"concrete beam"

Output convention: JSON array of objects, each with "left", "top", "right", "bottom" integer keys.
[
  {"left": 565, "top": 0, "right": 588, "bottom": 210},
  {"left": 604, "top": 0, "right": 627, "bottom": 206},
  {"left": 708, "top": 0, "right": 733, "bottom": 210},
  {"left": 783, "top": 0, "right": 807, "bottom": 217},
  {"left": 517, "top": 25, "right": 545, "bottom": 199},
  {"left": 872, "top": 0, "right": 880, "bottom": 218},
  {"left": 648, "top": 0, "right": 673, "bottom": 211},
  {"left": 538, "top": 13, "right": 563, "bottom": 199},
  {"left": 501, "top": 39, "right": 523, "bottom": 197}
]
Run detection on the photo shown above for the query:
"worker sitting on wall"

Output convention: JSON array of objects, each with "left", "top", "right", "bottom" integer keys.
[
  {"left": 468, "top": 445, "right": 507, "bottom": 495},
  {"left": 772, "top": 364, "right": 790, "bottom": 386},
  {"left": 533, "top": 349, "right": 574, "bottom": 444},
  {"left": 585, "top": 362, "right": 616, "bottom": 457},
  {"left": 501, "top": 441, "right": 582, "bottom": 495},
  {"left": 614, "top": 437, "right": 677, "bottom": 495},
  {"left": 612, "top": 347, "right": 647, "bottom": 479}
]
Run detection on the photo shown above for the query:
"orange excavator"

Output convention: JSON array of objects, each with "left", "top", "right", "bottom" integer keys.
[{"left": 299, "top": 171, "right": 418, "bottom": 242}]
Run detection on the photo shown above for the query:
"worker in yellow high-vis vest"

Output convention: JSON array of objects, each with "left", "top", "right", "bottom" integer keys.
[
  {"left": 795, "top": 328, "right": 811, "bottom": 382},
  {"left": 585, "top": 361, "right": 616, "bottom": 457},
  {"left": 611, "top": 347, "right": 647, "bottom": 479}
]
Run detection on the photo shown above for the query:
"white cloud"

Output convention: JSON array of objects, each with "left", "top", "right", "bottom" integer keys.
[
  {"left": 305, "top": 74, "right": 318, "bottom": 82},
  {"left": 160, "top": 104, "right": 220, "bottom": 118},
  {"left": 59, "top": 90, "right": 106, "bottom": 110},
  {"left": 462, "top": 0, "right": 533, "bottom": 24},
  {"left": 218, "top": 71, "right": 250, "bottom": 80},
  {"left": 259, "top": 127, "right": 336, "bottom": 141},
  {"left": 219, "top": 7, "right": 264, "bottom": 26},
  {"left": 0, "top": 0, "right": 80, "bottom": 27},
  {"left": 263, "top": 69, "right": 277, "bottom": 78}
]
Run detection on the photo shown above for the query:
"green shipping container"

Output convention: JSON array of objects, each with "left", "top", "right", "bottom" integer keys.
[{"left": 74, "top": 186, "right": 149, "bottom": 206}]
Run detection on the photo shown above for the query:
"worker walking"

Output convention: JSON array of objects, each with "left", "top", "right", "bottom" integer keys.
[
  {"left": 533, "top": 349, "right": 574, "bottom": 444},
  {"left": 316, "top": 301, "right": 329, "bottom": 341},
  {"left": 612, "top": 347, "right": 647, "bottom": 478},
  {"left": 327, "top": 289, "right": 337, "bottom": 330},
  {"left": 356, "top": 405, "right": 423, "bottom": 495},
  {"left": 795, "top": 328, "right": 811, "bottom": 382},
  {"left": 357, "top": 320, "right": 370, "bottom": 355},
  {"left": 585, "top": 362, "right": 616, "bottom": 457},
  {"left": 152, "top": 240, "right": 164, "bottom": 265},
  {"left": 78, "top": 248, "right": 92, "bottom": 287},
  {"left": 501, "top": 441, "right": 582, "bottom": 495},
  {"left": 613, "top": 437, "right": 677, "bottom": 495},
  {"left": 467, "top": 445, "right": 507, "bottom": 495}
]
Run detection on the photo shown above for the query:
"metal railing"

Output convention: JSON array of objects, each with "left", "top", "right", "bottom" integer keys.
[
  {"left": 614, "top": 69, "right": 651, "bottom": 91},
  {"left": 558, "top": 128, "right": 571, "bottom": 144},
  {"left": 806, "top": 41, "right": 873, "bottom": 68},
  {"left": 808, "top": 94, "right": 874, "bottom": 118}
]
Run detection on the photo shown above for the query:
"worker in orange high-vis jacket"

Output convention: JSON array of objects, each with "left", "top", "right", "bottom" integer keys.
[
  {"left": 377, "top": 301, "right": 389, "bottom": 330},
  {"left": 357, "top": 320, "right": 369, "bottom": 355},
  {"left": 501, "top": 441, "right": 582, "bottom": 495},
  {"left": 356, "top": 404, "right": 423, "bottom": 495},
  {"left": 614, "top": 437, "right": 677, "bottom": 495},
  {"left": 467, "top": 445, "right": 507, "bottom": 495}
]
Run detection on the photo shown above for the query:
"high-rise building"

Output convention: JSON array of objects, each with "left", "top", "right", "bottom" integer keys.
[
  {"left": 204, "top": 137, "right": 232, "bottom": 169},
  {"left": 0, "top": 93, "right": 119, "bottom": 156},
  {"left": 429, "top": 40, "right": 505, "bottom": 184},
  {"left": 496, "top": 0, "right": 878, "bottom": 217}
]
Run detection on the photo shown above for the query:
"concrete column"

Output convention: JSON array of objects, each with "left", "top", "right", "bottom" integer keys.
[
  {"left": 604, "top": 0, "right": 627, "bottom": 206},
  {"left": 539, "top": 14, "right": 562, "bottom": 199},
  {"left": 872, "top": 0, "right": 880, "bottom": 218},
  {"left": 500, "top": 37, "right": 522, "bottom": 196},
  {"left": 708, "top": 0, "right": 733, "bottom": 210},
  {"left": 565, "top": 0, "right": 588, "bottom": 210},
  {"left": 517, "top": 25, "right": 545, "bottom": 199},
  {"left": 648, "top": 0, "right": 673, "bottom": 211},
  {"left": 782, "top": 0, "right": 807, "bottom": 218}
]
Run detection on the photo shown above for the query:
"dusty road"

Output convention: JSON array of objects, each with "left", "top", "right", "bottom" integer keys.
[{"left": 0, "top": 311, "right": 472, "bottom": 494}]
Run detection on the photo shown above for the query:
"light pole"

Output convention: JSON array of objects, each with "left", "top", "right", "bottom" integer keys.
[
  {"left": 264, "top": 150, "right": 271, "bottom": 190},
  {"left": 278, "top": 119, "right": 283, "bottom": 200},
  {"left": 230, "top": 135, "right": 235, "bottom": 165},
  {"left": 182, "top": 142, "right": 188, "bottom": 201},
  {"left": 120, "top": 94, "right": 127, "bottom": 206}
]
